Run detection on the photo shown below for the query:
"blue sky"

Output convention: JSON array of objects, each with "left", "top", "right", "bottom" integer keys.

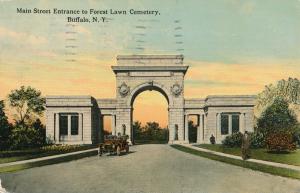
[{"left": 1, "top": 0, "right": 299, "bottom": 126}]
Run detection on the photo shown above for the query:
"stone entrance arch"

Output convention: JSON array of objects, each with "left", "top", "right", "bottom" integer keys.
[
  {"left": 128, "top": 82, "right": 170, "bottom": 106},
  {"left": 129, "top": 82, "right": 170, "bottom": 144},
  {"left": 45, "top": 54, "right": 256, "bottom": 145},
  {"left": 112, "top": 55, "right": 188, "bottom": 144}
]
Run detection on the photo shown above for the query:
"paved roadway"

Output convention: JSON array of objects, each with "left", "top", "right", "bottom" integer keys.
[{"left": 1, "top": 144, "right": 300, "bottom": 193}]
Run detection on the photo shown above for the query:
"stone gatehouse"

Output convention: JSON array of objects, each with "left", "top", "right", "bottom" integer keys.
[{"left": 46, "top": 55, "right": 255, "bottom": 145}]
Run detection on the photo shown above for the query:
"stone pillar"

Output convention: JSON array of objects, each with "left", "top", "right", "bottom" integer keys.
[
  {"left": 243, "top": 113, "right": 247, "bottom": 132},
  {"left": 79, "top": 113, "right": 83, "bottom": 141},
  {"left": 185, "top": 114, "right": 189, "bottom": 143},
  {"left": 216, "top": 113, "right": 221, "bottom": 142},
  {"left": 68, "top": 115, "right": 71, "bottom": 140},
  {"left": 55, "top": 113, "right": 60, "bottom": 143},
  {"left": 240, "top": 113, "right": 244, "bottom": 133},
  {"left": 228, "top": 114, "right": 232, "bottom": 135},
  {"left": 197, "top": 114, "right": 202, "bottom": 144},
  {"left": 168, "top": 108, "right": 184, "bottom": 144},
  {"left": 116, "top": 107, "right": 132, "bottom": 145},
  {"left": 99, "top": 115, "right": 104, "bottom": 143},
  {"left": 111, "top": 114, "right": 116, "bottom": 135}
]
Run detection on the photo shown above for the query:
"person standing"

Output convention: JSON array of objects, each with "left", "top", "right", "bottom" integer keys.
[{"left": 241, "top": 131, "right": 251, "bottom": 160}]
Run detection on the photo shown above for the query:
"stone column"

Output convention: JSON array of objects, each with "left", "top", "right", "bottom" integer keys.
[
  {"left": 216, "top": 113, "right": 221, "bottom": 141},
  {"left": 79, "top": 113, "right": 83, "bottom": 141},
  {"left": 197, "top": 114, "right": 201, "bottom": 144},
  {"left": 68, "top": 115, "right": 71, "bottom": 140},
  {"left": 228, "top": 114, "right": 232, "bottom": 135},
  {"left": 55, "top": 113, "right": 60, "bottom": 143},
  {"left": 185, "top": 114, "right": 189, "bottom": 143},
  {"left": 240, "top": 113, "right": 244, "bottom": 133},
  {"left": 111, "top": 114, "right": 116, "bottom": 135},
  {"left": 243, "top": 113, "right": 247, "bottom": 132}
]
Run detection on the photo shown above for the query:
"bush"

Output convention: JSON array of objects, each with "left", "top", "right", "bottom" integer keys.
[
  {"left": 9, "top": 125, "right": 44, "bottom": 150},
  {"left": 250, "top": 131, "right": 266, "bottom": 148},
  {"left": 257, "top": 97, "right": 298, "bottom": 135},
  {"left": 292, "top": 125, "right": 300, "bottom": 146},
  {"left": 266, "top": 132, "right": 296, "bottom": 152},
  {"left": 222, "top": 132, "right": 243, "bottom": 147}
]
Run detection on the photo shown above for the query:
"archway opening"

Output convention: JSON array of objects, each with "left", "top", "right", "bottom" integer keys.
[
  {"left": 188, "top": 115, "right": 198, "bottom": 143},
  {"left": 132, "top": 90, "right": 169, "bottom": 144},
  {"left": 103, "top": 116, "right": 113, "bottom": 135}
]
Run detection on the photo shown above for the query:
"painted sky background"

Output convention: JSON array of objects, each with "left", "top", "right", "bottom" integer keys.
[{"left": 0, "top": 0, "right": 300, "bottom": 129}]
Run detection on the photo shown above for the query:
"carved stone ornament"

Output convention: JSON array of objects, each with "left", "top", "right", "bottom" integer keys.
[
  {"left": 171, "top": 83, "right": 182, "bottom": 97},
  {"left": 118, "top": 82, "right": 130, "bottom": 97}
]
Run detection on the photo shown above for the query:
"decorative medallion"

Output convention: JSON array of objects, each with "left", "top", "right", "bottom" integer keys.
[
  {"left": 118, "top": 82, "right": 130, "bottom": 97},
  {"left": 171, "top": 83, "right": 182, "bottom": 97}
]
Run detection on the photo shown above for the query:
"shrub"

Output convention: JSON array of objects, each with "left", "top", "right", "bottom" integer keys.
[
  {"left": 9, "top": 125, "right": 44, "bottom": 150},
  {"left": 250, "top": 131, "right": 266, "bottom": 148},
  {"left": 257, "top": 97, "right": 298, "bottom": 135},
  {"left": 266, "top": 132, "right": 296, "bottom": 152},
  {"left": 222, "top": 132, "right": 243, "bottom": 147},
  {"left": 292, "top": 125, "right": 300, "bottom": 146}
]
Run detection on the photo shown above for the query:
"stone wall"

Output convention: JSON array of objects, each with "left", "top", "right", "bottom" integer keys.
[{"left": 46, "top": 96, "right": 96, "bottom": 144}]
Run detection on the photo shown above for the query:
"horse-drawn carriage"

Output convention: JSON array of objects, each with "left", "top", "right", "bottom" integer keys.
[{"left": 98, "top": 135, "right": 129, "bottom": 156}]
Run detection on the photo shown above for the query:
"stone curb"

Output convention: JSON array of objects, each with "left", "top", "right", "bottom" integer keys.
[
  {"left": 182, "top": 144, "right": 300, "bottom": 172},
  {"left": 0, "top": 148, "right": 98, "bottom": 168}
]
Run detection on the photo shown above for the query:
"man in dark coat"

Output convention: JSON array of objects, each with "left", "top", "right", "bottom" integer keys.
[{"left": 242, "top": 131, "right": 251, "bottom": 160}]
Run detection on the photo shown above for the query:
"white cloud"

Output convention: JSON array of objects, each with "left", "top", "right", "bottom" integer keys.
[{"left": 0, "top": 26, "right": 47, "bottom": 45}]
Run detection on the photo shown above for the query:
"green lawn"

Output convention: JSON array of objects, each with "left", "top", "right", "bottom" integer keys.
[
  {"left": 134, "top": 139, "right": 168, "bottom": 145},
  {"left": 0, "top": 150, "right": 98, "bottom": 173},
  {"left": 0, "top": 145, "right": 96, "bottom": 164},
  {"left": 171, "top": 145, "right": 300, "bottom": 180},
  {"left": 196, "top": 144, "right": 300, "bottom": 166}
]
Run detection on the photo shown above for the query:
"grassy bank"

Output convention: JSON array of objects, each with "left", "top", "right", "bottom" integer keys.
[
  {"left": 171, "top": 145, "right": 300, "bottom": 180},
  {"left": 134, "top": 140, "right": 168, "bottom": 145},
  {"left": 0, "top": 145, "right": 97, "bottom": 164},
  {"left": 0, "top": 150, "right": 98, "bottom": 173},
  {"left": 196, "top": 144, "right": 300, "bottom": 166}
]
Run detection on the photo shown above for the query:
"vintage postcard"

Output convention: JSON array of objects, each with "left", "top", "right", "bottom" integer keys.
[{"left": 0, "top": 1, "right": 299, "bottom": 193}]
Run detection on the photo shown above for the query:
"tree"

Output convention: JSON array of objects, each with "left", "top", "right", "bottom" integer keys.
[
  {"left": 0, "top": 100, "right": 11, "bottom": 150},
  {"left": 133, "top": 121, "right": 142, "bottom": 139},
  {"left": 8, "top": 86, "right": 45, "bottom": 126},
  {"left": 257, "top": 97, "right": 298, "bottom": 134},
  {"left": 31, "top": 118, "right": 46, "bottom": 145},
  {"left": 256, "top": 77, "right": 300, "bottom": 118},
  {"left": 133, "top": 121, "right": 168, "bottom": 143}
]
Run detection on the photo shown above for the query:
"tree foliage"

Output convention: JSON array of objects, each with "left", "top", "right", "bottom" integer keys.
[
  {"left": 257, "top": 97, "right": 298, "bottom": 134},
  {"left": 256, "top": 77, "right": 300, "bottom": 118},
  {"left": 8, "top": 86, "right": 45, "bottom": 126},
  {"left": 9, "top": 125, "right": 43, "bottom": 149},
  {"left": 133, "top": 121, "right": 168, "bottom": 143},
  {"left": 0, "top": 100, "right": 11, "bottom": 150}
]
